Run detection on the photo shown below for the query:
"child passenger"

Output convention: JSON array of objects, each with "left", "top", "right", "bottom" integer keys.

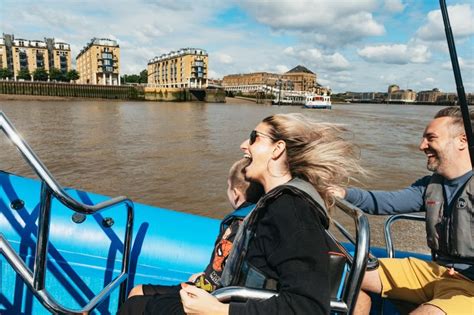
[{"left": 118, "top": 158, "right": 264, "bottom": 315}]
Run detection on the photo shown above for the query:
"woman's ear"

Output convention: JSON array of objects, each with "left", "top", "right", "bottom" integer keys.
[{"left": 272, "top": 140, "right": 286, "bottom": 159}]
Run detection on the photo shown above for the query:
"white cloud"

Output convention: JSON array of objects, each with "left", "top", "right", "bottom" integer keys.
[
  {"left": 358, "top": 44, "right": 431, "bottom": 64},
  {"left": 214, "top": 53, "right": 233, "bottom": 65},
  {"left": 239, "top": 0, "right": 385, "bottom": 46},
  {"left": 442, "top": 58, "right": 474, "bottom": 70},
  {"left": 416, "top": 4, "right": 474, "bottom": 41},
  {"left": 384, "top": 0, "right": 405, "bottom": 13},
  {"left": 275, "top": 64, "right": 290, "bottom": 73},
  {"left": 423, "top": 77, "right": 435, "bottom": 84},
  {"left": 284, "top": 47, "right": 351, "bottom": 71},
  {"left": 207, "top": 69, "right": 220, "bottom": 79}
]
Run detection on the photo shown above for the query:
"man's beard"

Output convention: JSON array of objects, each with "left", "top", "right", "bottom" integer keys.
[
  {"left": 426, "top": 151, "right": 444, "bottom": 172},
  {"left": 426, "top": 158, "right": 439, "bottom": 172}
]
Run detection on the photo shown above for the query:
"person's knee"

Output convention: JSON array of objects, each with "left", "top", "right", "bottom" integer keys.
[
  {"left": 128, "top": 284, "right": 144, "bottom": 298},
  {"left": 410, "top": 304, "right": 445, "bottom": 315},
  {"left": 361, "top": 270, "right": 382, "bottom": 293}
]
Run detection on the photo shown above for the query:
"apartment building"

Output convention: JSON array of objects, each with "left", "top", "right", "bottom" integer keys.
[
  {"left": 388, "top": 87, "right": 417, "bottom": 102},
  {"left": 76, "top": 38, "right": 120, "bottom": 85},
  {"left": 223, "top": 72, "right": 282, "bottom": 88},
  {"left": 45, "top": 38, "right": 71, "bottom": 72},
  {"left": 147, "top": 48, "right": 208, "bottom": 88},
  {"left": 0, "top": 38, "right": 7, "bottom": 70},
  {"left": 0, "top": 34, "right": 71, "bottom": 79},
  {"left": 282, "top": 65, "right": 317, "bottom": 92},
  {"left": 222, "top": 65, "right": 324, "bottom": 94},
  {"left": 416, "top": 88, "right": 443, "bottom": 103}
]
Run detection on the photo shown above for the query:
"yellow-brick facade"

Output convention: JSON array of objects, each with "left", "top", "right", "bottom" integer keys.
[
  {"left": 0, "top": 38, "right": 7, "bottom": 70},
  {"left": 222, "top": 65, "right": 320, "bottom": 93},
  {"left": 1, "top": 34, "right": 71, "bottom": 80},
  {"left": 147, "top": 48, "right": 208, "bottom": 88},
  {"left": 76, "top": 38, "right": 120, "bottom": 85}
]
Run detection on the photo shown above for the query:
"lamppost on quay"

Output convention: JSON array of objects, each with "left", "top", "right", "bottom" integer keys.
[{"left": 277, "top": 78, "right": 282, "bottom": 105}]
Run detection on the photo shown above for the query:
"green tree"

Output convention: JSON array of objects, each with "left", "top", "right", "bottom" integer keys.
[
  {"left": 139, "top": 69, "right": 148, "bottom": 83},
  {"left": 121, "top": 70, "right": 148, "bottom": 84},
  {"left": 17, "top": 68, "right": 31, "bottom": 81},
  {"left": 33, "top": 68, "right": 49, "bottom": 81},
  {"left": 66, "top": 69, "right": 80, "bottom": 82},
  {"left": 0, "top": 68, "right": 13, "bottom": 79},
  {"left": 49, "top": 67, "right": 66, "bottom": 82},
  {"left": 122, "top": 74, "right": 140, "bottom": 83}
]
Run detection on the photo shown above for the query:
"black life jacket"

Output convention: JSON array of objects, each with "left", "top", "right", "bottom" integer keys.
[
  {"left": 424, "top": 173, "right": 474, "bottom": 265},
  {"left": 220, "top": 178, "right": 332, "bottom": 289}
]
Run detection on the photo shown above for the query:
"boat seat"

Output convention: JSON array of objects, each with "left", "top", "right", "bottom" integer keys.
[{"left": 212, "top": 198, "right": 372, "bottom": 314}]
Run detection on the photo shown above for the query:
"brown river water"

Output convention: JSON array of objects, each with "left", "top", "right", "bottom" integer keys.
[{"left": 0, "top": 99, "right": 446, "bottom": 252}]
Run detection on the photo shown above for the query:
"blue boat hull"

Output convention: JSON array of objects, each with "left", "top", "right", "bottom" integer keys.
[
  {"left": 0, "top": 171, "right": 430, "bottom": 314},
  {"left": 1, "top": 171, "right": 219, "bottom": 314}
]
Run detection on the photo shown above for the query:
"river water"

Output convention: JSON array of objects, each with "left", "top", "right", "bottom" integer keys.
[{"left": 0, "top": 99, "right": 445, "bottom": 252}]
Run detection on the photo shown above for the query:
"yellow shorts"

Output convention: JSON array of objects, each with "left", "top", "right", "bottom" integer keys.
[{"left": 378, "top": 257, "right": 474, "bottom": 314}]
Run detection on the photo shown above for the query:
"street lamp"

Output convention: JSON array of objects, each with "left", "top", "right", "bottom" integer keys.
[{"left": 277, "top": 78, "right": 282, "bottom": 105}]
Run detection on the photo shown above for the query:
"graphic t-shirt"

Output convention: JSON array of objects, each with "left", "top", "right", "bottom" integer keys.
[{"left": 194, "top": 203, "right": 254, "bottom": 292}]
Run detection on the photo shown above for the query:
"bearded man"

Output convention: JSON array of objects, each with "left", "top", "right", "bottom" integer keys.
[{"left": 332, "top": 107, "right": 474, "bottom": 315}]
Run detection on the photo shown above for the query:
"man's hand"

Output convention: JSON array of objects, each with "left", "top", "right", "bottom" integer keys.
[
  {"left": 328, "top": 186, "right": 347, "bottom": 199},
  {"left": 180, "top": 283, "right": 229, "bottom": 315}
]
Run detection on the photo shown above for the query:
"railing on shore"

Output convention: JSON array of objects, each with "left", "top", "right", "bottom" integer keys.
[{"left": 0, "top": 80, "right": 142, "bottom": 100}]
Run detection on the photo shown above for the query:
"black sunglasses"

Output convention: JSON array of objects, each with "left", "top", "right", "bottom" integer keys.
[{"left": 249, "top": 130, "right": 273, "bottom": 145}]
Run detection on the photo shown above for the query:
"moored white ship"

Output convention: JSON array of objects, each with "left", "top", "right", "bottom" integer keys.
[
  {"left": 272, "top": 91, "right": 332, "bottom": 109},
  {"left": 304, "top": 94, "right": 332, "bottom": 109}
]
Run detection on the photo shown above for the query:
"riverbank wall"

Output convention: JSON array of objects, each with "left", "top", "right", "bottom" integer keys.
[
  {"left": 0, "top": 81, "right": 226, "bottom": 103},
  {"left": 0, "top": 80, "right": 140, "bottom": 100},
  {"left": 143, "top": 87, "right": 225, "bottom": 102}
]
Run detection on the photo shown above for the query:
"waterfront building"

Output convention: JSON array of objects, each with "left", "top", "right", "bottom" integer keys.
[
  {"left": 388, "top": 84, "right": 400, "bottom": 94},
  {"left": 436, "top": 93, "right": 458, "bottom": 104},
  {"left": 388, "top": 88, "right": 417, "bottom": 103},
  {"left": 76, "top": 38, "right": 120, "bottom": 85},
  {"left": 417, "top": 88, "right": 442, "bottom": 103},
  {"left": 0, "top": 38, "right": 7, "bottom": 70},
  {"left": 283, "top": 65, "right": 317, "bottom": 92},
  {"left": 222, "top": 65, "right": 327, "bottom": 95},
  {"left": 222, "top": 72, "right": 284, "bottom": 93},
  {"left": 0, "top": 34, "right": 72, "bottom": 80},
  {"left": 468, "top": 93, "right": 474, "bottom": 105},
  {"left": 147, "top": 48, "right": 208, "bottom": 89},
  {"left": 45, "top": 38, "right": 71, "bottom": 72}
]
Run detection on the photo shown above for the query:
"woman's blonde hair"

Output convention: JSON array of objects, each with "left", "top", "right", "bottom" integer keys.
[{"left": 262, "top": 113, "right": 365, "bottom": 209}]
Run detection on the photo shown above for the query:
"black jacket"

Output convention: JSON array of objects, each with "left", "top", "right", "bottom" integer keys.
[{"left": 229, "top": 192, "right": 332, "bottom": 314}]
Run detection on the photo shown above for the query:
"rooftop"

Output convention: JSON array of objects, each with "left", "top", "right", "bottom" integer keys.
[{"left": 286, "top": 65, "right": 314, "bottom": 74}]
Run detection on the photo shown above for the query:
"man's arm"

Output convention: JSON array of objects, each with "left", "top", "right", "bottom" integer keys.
[{"left": 345, "top": 175, "right": 432, "bottom": 215}]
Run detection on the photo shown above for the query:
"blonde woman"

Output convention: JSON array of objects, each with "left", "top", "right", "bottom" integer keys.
[{"left": 180, "top": 113, "right": 364, "bottom": 315}]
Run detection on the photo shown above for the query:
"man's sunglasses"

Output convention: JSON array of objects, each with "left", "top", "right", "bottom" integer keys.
[{"left": 249, "top": 130, "right": 273, "bottom": 145}]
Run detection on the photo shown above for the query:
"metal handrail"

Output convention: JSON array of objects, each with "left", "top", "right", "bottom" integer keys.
[
  {"left": 333, "top": 198, "right": 370, "bottom": 314},
  {"left": 0, "top": 111, "right": 134, "bottom": 314},
  {"left": 212, "top": 198, "right": 370, "bottom": 315},
  {"left": 384, "top": 214, "right": 426, "bottom": 258}
]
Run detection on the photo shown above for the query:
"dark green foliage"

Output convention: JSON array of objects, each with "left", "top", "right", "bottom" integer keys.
[
  {"left": 17, "top": 68, "right": 31, "bottom": 80},
  {"left": 49, "top": 67, "right": 66, "bottom": 81},
  {"left": 33, "top": 68, "right": 49, "bottom": 81},
  {"left": 121, "top": 69, "right": 148, "bottom": 84},
  {"left": 66, "top": 69, "right": 80, "bottom": 82},
  {"left": 0, "top": 68, "right": 13, "bottom": 79}
]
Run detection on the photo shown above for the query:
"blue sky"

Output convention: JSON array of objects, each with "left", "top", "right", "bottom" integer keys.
[{"left": 1, "top": 0, "right": 473, "bottom": 93}]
